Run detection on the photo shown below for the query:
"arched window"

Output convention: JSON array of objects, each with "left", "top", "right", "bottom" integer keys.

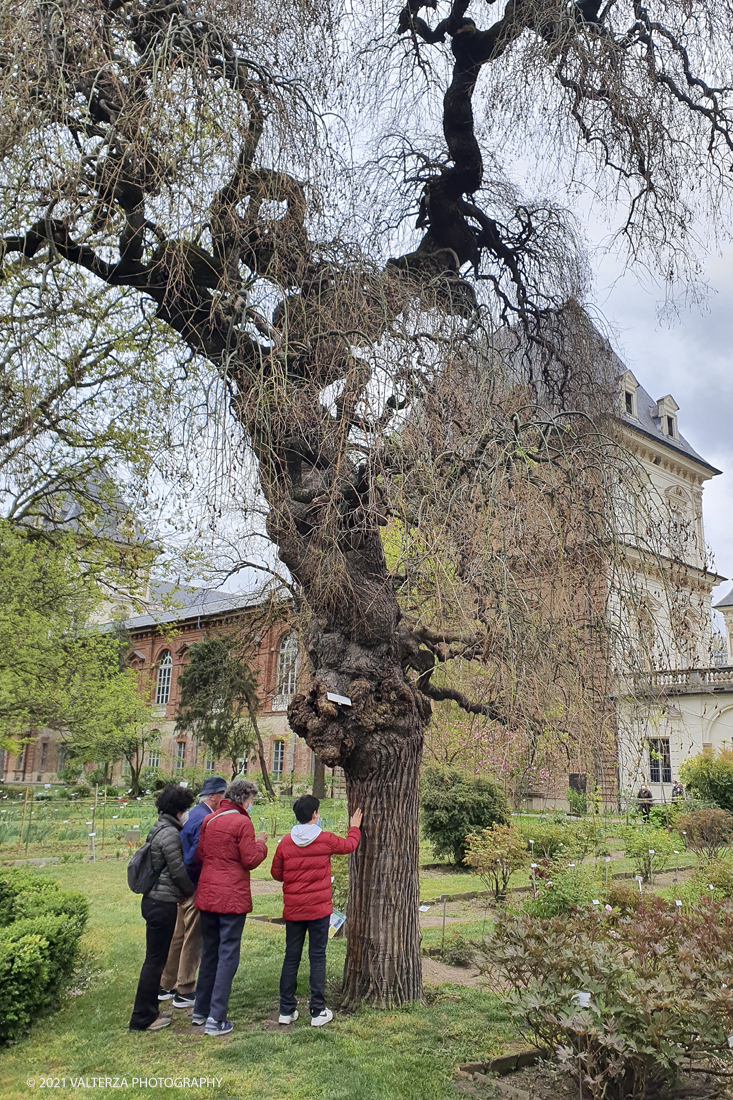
[
  {"left": 277, "top": 633, "right": 299, "bottom": 696},
  {"left": 155, "top": 650, "right": 173, "bottom": 705}
]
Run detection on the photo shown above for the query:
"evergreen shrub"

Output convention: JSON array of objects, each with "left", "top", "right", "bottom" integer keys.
[
  {"left": 0, "top": 870, "right": 88, "bottom": 1041},
  {"left": 680, "top": 749, "right": 733, "bottom": 813},
  {"left": 421, "top": 765, "right": 509, "bottom": 864}
]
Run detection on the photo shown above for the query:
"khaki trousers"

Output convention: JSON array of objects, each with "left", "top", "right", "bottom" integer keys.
[{"left": 160, "top": 893, "right": 201, "bottom": 995}]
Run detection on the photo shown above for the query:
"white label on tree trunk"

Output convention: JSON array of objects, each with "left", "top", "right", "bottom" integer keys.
[{"left": 326, "top": 692, "right": 352, "bottom": 706}]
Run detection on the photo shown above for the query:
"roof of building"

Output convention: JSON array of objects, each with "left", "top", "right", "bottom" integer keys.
[
  {"left": 620, "top": 378, "right": 722, "bottom": 475},
  {"left": 110, "top": 584, "right": 271, "bottom": 632},
  {"left": 40, "top": 472, "right": 152, "bottom": 547},
  {"left": 715, "top": 586, "right": 733, "bottom": 609}
]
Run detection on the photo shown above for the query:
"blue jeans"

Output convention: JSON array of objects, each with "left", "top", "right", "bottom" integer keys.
[
  {"left": 279, "top": 915, "right": 330, "bottom": 1017},
  {"left": 194, "top": 910, "right": 247, "bottom": 1023}
]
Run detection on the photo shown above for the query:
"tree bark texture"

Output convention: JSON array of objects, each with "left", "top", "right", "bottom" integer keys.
[
  {"left": 340, "top": 724, "right": 424, "bottom": 1007},
  {"left": 312, "top": 755, "right": 326, "bottom": 799}
]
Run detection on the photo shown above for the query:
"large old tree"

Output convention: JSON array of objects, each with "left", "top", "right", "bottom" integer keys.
[{"left": 1, "top": 0, "right": 731, "bottom": 1005}]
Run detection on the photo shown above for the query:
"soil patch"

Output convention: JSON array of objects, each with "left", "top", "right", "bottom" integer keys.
[
  {"left": 250, "top": 880, "right": 282, "bottom": 895},
  {"left": 422, "top": 957, "right": 485, "bottom": 987}
]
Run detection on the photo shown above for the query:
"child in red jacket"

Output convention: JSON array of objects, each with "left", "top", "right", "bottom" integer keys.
[{"left": 271, "top": 795, "right": 362, "bottom": 1026}]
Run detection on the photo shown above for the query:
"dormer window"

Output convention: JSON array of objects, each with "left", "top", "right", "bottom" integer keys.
[
  {"left": 655, "top": 394, "right": 679, "bottom": 439},
  {"left": 620, "top": 370, "right": 639, "bottom": 418}
]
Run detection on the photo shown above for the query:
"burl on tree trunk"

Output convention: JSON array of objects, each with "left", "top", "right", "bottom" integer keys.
[{"left": 289, "top": 652, "right": 428, "bottom": 1007}]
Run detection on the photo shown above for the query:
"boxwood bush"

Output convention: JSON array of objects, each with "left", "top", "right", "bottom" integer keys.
[{"left": 0, "top": 870, "right": 88, "bottom": 1041}]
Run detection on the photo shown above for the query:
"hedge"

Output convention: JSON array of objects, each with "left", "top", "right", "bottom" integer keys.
[{"left": 0, "top": 870, "right": 89, "bottom": 1041}]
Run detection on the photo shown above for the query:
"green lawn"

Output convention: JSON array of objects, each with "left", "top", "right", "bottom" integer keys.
[{"left": 0, "top": 863, "right": 512, "bottom": 1100}]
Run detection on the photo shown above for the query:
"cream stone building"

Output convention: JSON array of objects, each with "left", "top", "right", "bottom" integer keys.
[{"left": 615, "top": 370, "right": 733, "bottom": 805}]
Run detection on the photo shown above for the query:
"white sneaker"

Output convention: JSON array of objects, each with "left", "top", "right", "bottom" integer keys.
[
  {"left": 310, "top": 1008, "right": 333, "bottom": 1027},
  {"left": 278, "top": 1010, "right": 298, "bottom": 1025}
]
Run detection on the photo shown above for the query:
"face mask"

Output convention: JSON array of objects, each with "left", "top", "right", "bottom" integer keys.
[
  {"left": 245, "top": 803, "right": 252, "bottom": 815},
  {"left": 180, "top": 811, "right": 190, "bottom": 825},
  {"left": 316, "top": 815, "right": 322, "bottom": 827}
]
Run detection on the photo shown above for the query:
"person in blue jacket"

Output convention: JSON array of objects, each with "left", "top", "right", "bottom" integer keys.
[{"left": 158, "top": 776, "right": 227, "bottom": 1008}]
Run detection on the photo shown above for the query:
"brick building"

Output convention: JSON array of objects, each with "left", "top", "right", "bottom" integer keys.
[{"left": 1, "top": 586, "right": 331, "bottom": 790}]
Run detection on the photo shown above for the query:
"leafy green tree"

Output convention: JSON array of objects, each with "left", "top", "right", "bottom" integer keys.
[
  {"left": 176, "top": 636, "right": 275, "bottom": 794},
  {"left": 680, "top": 751, "right": 733, "bottom": 814},
  {"left": 59, "top": 665, "right": 157, "bottom": 796},
  {"left": 0, "top": 521, "right": 155, "bottom": 792},
  {"left": 421, "top": 765, "right": 510, "bottom": 864}
]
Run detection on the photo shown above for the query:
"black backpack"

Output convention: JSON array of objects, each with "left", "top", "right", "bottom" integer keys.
[{"left": 127, "top": 827, "right": 163, "bottom": 895}]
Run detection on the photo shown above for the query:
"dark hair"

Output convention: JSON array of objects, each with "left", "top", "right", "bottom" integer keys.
[
  {"left": 156, "top": 784, "right": 195, "bottom": 817},
  {"left": 293, "top": 794, "right": 319, "bottom": 824}
]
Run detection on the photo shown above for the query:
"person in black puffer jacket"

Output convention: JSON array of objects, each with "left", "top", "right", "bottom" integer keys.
[{"left": 129, "top": 785, "right": 195, "bottom": 1031}]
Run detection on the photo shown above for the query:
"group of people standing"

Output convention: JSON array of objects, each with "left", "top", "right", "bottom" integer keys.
[
  {"left": 636, "top": 779, "right": 685, "bottom": 820},
  {"left": 129, "top": 776, "right": 361, "bottom": 1036}
]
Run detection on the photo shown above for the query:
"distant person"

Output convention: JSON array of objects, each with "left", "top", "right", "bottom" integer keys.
[
  {"left": 158, "top": 776, "right": 227, "bottom": 1008},
  {"left": 671, "top": 780, "right": 685, "bottom": 804},
  {"left": 191, "top": 779, "right": 267, "bottom": 1036},
  {"left": 129, "top": 784, "right": 195, "bottom": 1032},
  {"left": 272, "top": 795, "right": 362, "bottom": 1027},
  {"left": 637, "top": 783, "right": 653, "bottom": 821}
]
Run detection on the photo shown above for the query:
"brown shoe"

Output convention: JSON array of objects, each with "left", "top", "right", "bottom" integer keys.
[{"left": 146, "top": 1015, "right": 172, "bottom": 1031}]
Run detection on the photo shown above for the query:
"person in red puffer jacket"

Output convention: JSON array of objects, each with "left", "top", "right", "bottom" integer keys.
[
  {"left": 272, "top": 795, "right": 362, "bottom": 1027},
  {"left": 191, "top": 779, "right": 267, "bottom": 1037}
]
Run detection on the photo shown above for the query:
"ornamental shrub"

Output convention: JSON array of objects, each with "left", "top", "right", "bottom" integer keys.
[
  {"left": 523, "top": 864, "right": 603, "bottom": 918},
  {"left": 605, "top": 880, "right": 642, "bottom": 914},
  {"left": 0, "top": 870, "right": 88, "bottom": 1041},
  {"left": 488, "top": 899, "right": 733, "bottom": 1099},
  {"left": 680, "top": 749, "right": 733, "bottom": 813},
  {"left": 518, "top": 817, "right": 601, "bottom": 862},
  {"left": 517, "top": 819, "right": 569, "bottom": 860},
  {"left": 677, "top": 807, "right": 733, "bottom": 860},
  {"left": 619, "top": 825, "right": 680, "bottom": 882},
  {"left": 421, "top": 765, "right": 509, "bottom": 864},
  {"left": 674, "top": 856, "right": 733, "bottom": 905},
  {"left": 464, "top": 824, "right": 529, "bottom": 899}
]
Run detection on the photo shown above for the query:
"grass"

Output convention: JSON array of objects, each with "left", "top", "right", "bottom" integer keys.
[{"left": 0, "top": 862, "right": 513, "bottom": 1100}]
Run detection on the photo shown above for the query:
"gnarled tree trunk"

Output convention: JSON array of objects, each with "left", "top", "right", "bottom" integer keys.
[{"left": 284, "top": 510, "right": 431, "bottom": 1004}]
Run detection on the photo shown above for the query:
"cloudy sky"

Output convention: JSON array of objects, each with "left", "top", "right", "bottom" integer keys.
[{"left": 592, "top": 243, "right": 733, "bottom": 610}]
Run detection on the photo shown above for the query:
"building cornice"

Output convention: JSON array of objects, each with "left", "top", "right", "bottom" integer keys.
[{"left": 620, "top": 420, "right": 722, "bottom": 480}]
